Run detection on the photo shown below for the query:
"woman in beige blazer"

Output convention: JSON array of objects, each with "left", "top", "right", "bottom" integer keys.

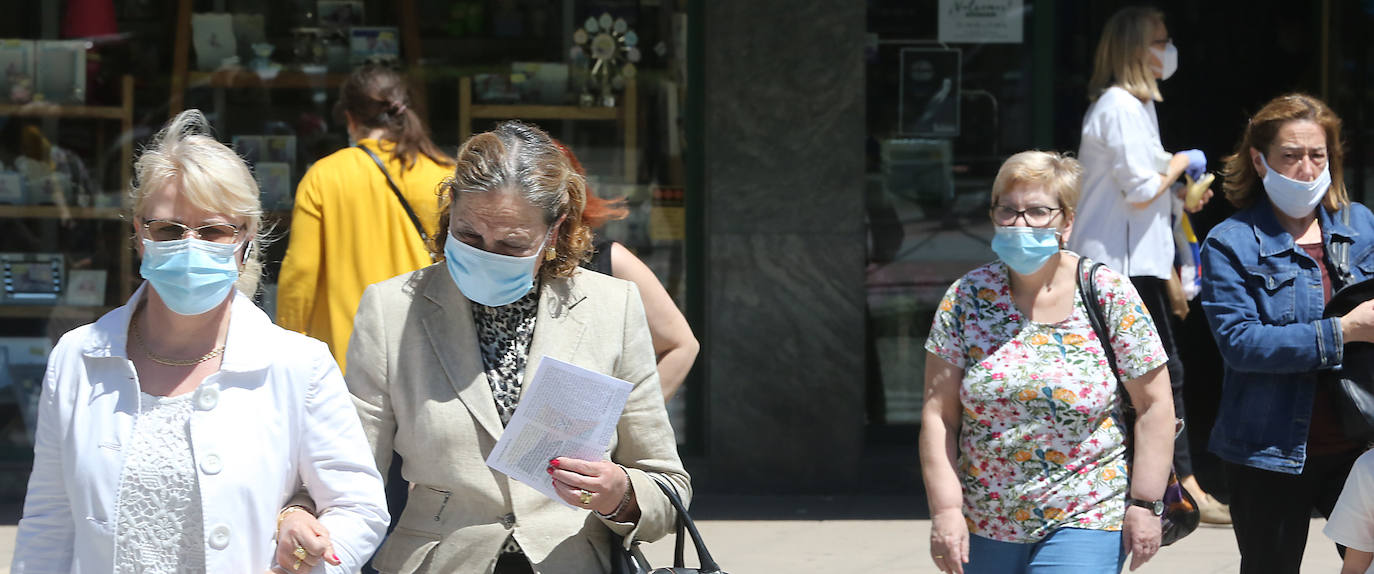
[{"left": 276, "top": 120, "right": 689, "bottom": 574}]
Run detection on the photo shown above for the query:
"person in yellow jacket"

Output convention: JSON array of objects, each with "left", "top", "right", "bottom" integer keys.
[{"left": 277, "top": 65, "right": 453, "bottom": 371}]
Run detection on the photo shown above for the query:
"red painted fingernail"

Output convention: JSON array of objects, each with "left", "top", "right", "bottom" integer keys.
[
  {"left": 550, "top": 458, "right": 560, "bottom": 467},
  {"left": 546, "top": 466, "right": 554, "bottom": 474},
  {"left": 332, "top": 554, "right": 339, "bottom": 562}
]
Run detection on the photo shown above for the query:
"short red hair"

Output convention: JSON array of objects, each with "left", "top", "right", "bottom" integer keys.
[{"left": 556, "top": 140, "right": 629, "bottom": 229}]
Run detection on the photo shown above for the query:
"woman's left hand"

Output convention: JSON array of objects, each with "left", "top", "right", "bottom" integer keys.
[
  {"left": 273, "top": 510, "right": 339, "bottom": 572},
  {"left": 549, "top": 457, "right": 632, "bottom": 516},
  {"left": 1122, "top": 505, "right": 1162, "bottom": 571}
]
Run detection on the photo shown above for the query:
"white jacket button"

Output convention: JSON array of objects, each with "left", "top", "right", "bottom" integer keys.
[
  {"left": 201, "top": 453, "right": 222, "bottom": 475},
  {"left": 208, "top": 524, "right": 231, "bottom": 549},
  {"left": 195, "top": 386, "right": 219, "bottom": 410}
]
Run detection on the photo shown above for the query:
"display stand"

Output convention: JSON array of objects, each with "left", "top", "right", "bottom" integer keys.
[{"left": 0, "top": 74, "right": 136, "bottom": 316}]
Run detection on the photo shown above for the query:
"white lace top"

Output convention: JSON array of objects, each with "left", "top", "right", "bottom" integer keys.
[{"left": 113, "top": 392, "right": 206, "bottom": 574}]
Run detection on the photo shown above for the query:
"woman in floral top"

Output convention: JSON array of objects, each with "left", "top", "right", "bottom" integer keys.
[{"left": 920, "top": 151, "right": 1176, "bottom": 574}]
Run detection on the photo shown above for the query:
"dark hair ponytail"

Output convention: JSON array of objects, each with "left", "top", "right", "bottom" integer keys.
[{"left": 336, "top": 65, "right": 453, "bottom": 170}]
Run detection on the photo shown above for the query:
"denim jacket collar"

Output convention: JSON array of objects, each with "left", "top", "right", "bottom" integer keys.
[{"left": 1251, "top": 195, "right": 1357, "bottom": 258}]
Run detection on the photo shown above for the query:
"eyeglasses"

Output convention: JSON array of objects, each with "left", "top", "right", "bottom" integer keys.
[
  {"left": 990, "top": 205, "right": 1063, "bottom": 227},
  {"left": 141, "top": 219, "right": 242, "bottom": 243}
]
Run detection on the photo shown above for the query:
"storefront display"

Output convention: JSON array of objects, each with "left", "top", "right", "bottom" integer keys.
[{"left": 0, "top": 0, "right": 697, "bottom": 486}]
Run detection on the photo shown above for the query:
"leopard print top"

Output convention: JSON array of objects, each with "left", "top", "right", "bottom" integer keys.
[{"left": 472, "top": 288, "right": 540, "bottom": 425}]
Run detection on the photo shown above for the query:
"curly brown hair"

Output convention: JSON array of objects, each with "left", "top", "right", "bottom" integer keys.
[
  {"left": 1221, "top": 93, "right": 1348, "bottom": 211},
  {"left": 434, "top": 121, "right": 591, "bottom": 279}
]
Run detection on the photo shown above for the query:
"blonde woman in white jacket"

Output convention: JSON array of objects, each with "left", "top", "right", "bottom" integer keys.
[
  {"left": 11, "top": 110, "right": 388, "bottom": 574},
  {"left": 1067, "top": 5, "right": 1226, "bottom": 524}
]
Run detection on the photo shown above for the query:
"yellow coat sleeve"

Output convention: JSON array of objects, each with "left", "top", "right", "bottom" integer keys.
[{"left": 276, "top": 169, "right": 326, "bottom": 334}]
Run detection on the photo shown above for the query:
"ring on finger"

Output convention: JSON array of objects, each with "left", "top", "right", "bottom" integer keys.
[
  {"left": 293, "top": 546, "right": 308, "bottom": 561},
  {"left": 293, "top": 559, "right": 303, "bottom": 571},
  {"left": 578, "top": 489, "right": 594, "bottom": 505}
]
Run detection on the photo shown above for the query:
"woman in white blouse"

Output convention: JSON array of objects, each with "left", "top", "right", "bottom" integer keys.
[
  {"left": 1067, "top": 5, "right": 1224, "bottom": 523},
  {"left": 11, "top": 110, "right": 388, "bottom": 574}
]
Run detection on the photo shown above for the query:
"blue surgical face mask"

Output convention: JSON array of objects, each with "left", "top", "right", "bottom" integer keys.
[
  {"left": 443, "top": 231, "right": 551, "bottom": 307},
  {"left": 140, "top": 237, "right": 243, "bottom": 315},
  {"left": 991, "top": 226, "right": 1061, "bottom": 275},
  {"left": 1258, "top": 152, "right": 1331, "bottom": 219}
]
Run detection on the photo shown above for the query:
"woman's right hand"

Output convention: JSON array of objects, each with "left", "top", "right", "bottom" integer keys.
[
  {"left": 1342, "top": 300, "right": 1374, "bottom": 344},
  {"left": 929, "top": 509, "right": 970, "bottom": 574},
  {"left": 273, "top": 509, "right": 339, "bottom": 572}
]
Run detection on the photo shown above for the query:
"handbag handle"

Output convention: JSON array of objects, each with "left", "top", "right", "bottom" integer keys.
[
  {"left": 1076, "top": 259, "right": 1122, "bottom": 393},
  {"left": 1077, "top": 260, "right": 1145, "bottom": 450},
  {"left": 649, "top": 474, "right": 724, "bottom": 573},
  {"left": 1077, "top": 259, "right": 1186, "bottom": 431}
]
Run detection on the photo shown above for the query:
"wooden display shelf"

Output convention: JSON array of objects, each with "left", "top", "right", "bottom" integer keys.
[
  {"left": 170, "top": 0, "right": 425, "bottom": 116},
  {"left": 189, "top": 69, "right": 348, "bottom": 90},
  {"left": 460, "top": 76, "right": 637, "bottom": 180},
  {"left": 0, "top": 206, "right": 124, "bottom": 220},
  {"left": 0, "top": 206, "right": 290, "bottom": 221},
  {"left": 0, "top": 103, "right": 125, "bottom": 120},
  {"left": 0, "top": 76, "right": 135, "bottom": 302},
  {"left": 0, "top": 305, "right": 114, "bottom": 319},
  {"left": 468, "top": 104, "right": 619, "bottom": 121}
]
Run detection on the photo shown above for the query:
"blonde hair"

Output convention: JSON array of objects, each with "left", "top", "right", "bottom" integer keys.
[
  {"left": 990, "top": 150, "right": 1084, "bottom": 218},
  {"left": 1221, "top": 93, "right": 1349, "bottom": 211},
  {"left": 129, "top": 109, "right": 269, "bottom": 295},
  {"left": 435, "top": 121, "right": 591, "bottom": 280},
  {"left": 1088, "top": 6, "right": 1164, "bottom": 103}
]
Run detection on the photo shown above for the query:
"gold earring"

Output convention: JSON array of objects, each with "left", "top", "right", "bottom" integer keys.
[{"left": 545, "top": 247, "right": 557, "bottom": 261}]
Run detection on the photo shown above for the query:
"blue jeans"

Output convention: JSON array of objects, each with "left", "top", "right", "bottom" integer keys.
[{"left": 966, "top": 528, "right": 1126, "bottom": 574}]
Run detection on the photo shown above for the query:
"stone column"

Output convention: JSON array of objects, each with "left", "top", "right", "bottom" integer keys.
[{"left": 697, "top": 0, "right": 867, "bottom": 493}]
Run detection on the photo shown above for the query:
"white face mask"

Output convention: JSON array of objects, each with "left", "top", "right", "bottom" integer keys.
[
  {"left": 1149, "top": 40, "right": 1178, "bottom": 80},
  {"left": 1258, "top": 152, "right": 1331, "bottom": 219}
]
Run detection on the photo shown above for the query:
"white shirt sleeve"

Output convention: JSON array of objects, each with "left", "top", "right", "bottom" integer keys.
[
  {"left": 1098, "top": 95, "right": 1166, "bottom": 205},
  {"left": 12, "top": 354, "right": 75, "bottom": 574},
  {"left": 1324, "top": 450, "right": 1374, "bottom": 553},
  {"left": 298, "top": 342, "right": 390, "bottom": 573}
]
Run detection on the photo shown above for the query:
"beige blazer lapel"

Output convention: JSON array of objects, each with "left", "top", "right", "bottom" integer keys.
[
  {"left": 519, "top": 275, "right": 590, "bottom": 395},
  {"left": 419, "top": 269, "right": 506, "bottom": 441}
]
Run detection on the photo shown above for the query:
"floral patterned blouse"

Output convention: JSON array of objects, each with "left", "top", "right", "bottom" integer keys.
[{"left": 924, "top": 256, "right": 1166, "bottom": 543}]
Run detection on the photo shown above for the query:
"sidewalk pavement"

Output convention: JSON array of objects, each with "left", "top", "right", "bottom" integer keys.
[{"left": 0, "top": 517, "right": 1345, "bottom": 573}]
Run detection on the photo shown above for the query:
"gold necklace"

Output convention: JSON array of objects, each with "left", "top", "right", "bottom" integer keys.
[{"left": 130, "top": 314, "right": 226, "bottom": 367}]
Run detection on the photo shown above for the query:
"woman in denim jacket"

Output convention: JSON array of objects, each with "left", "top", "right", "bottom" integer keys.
[{"left": 1200, "top": 93, "right": 1374, "bottom": 573}]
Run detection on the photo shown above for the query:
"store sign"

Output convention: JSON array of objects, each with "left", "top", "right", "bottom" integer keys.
[{"left": 938, "top": 0, "right": 1024, "bottom": 44}]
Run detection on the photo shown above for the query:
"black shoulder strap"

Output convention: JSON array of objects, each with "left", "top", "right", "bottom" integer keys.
[
  {"left": 1077, "top": 258, "right": 1126, "bottom": 399},
  {"left": 358, "top": 144, "right": 433, "bottom": 257}
]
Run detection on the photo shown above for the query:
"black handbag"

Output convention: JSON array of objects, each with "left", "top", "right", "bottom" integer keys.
[
  {"left": 1321, "top": 273, "right": 1374, "bottom": 442},
  {"left": 611, "top": 475, "right": 727, "bottom": 574},
  {"left": 1313, "top": 205, "right": 1374, "bottom": 441},
  {"left": 1077, "top": 258, "right": 1200, "bottom": 546}
]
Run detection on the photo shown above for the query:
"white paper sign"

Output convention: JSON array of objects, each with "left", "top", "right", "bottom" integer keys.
[
  {"left": 486, "top": 357, "right": 634, "bottom": 507},
  {"left": 938, "top": 0, "right": 1024, "bottom": 44}
]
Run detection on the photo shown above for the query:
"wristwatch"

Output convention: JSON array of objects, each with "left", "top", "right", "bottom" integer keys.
[{"left": 1126, "top": 497, "right": 1165, "bottom": 516}]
